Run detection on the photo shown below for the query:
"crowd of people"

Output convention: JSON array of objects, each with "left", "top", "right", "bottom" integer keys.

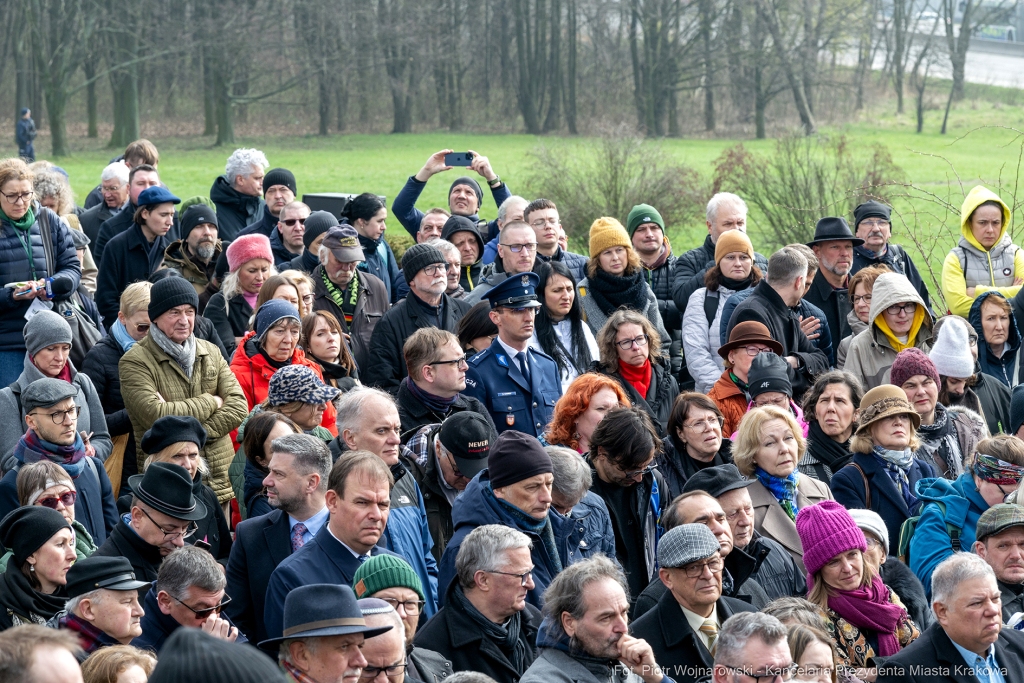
[{"left": 3, "top": 141, "right": 1024, "bottom": 683}]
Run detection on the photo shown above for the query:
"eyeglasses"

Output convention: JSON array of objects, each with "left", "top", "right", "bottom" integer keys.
[
  {"left": 281, "top": 218, "right": 306, "bottom": 227},
  {"left": 622, "top": 462, "right": 656, "bottom": 479},
  {"left": 753, "top": 396, "right": 789, "bottom": 409},
  {"left": 616, "top": 335, "right": 649, "bottom": 350},
  {"left": 530, "top": 218, "right": 559, "bottom": 227},
  {"left": 886, "top": 302, "right": 917, "bottom": 316},
  {"left": 739, "top": 345, "right": 771, "bottom": 357},
  {"left": 379, "top": 597, "right": 426, "bottom": 615},
  {"left": 301, "top": 294, "right": 314, "bottom": 305},
  {"left": 139, "top": 507, "right": 198, "bottom": 541},
  {"left": 1, "top": 191, "right": 34, "bottom": 204},
  {"left": 360, "top": 664, "right": 409, "bottom": 679},
  {"left": 429, "top": 354, "right": 469, "bottom": 368},
  {"left": 864, "top": 536, "right": 882, "bottom": 550},
  {"left": 684, "top": 417, "right": 724, "bottom": 432},
  {"left": 851, "top": 294, "right": 872, "bottom": 305},
  {"left": 500, "top": 242, "right": 538, "bottom": 253},
  {"left": 101, "top": 184, "right": 126, "bottom": 193},
  {"left": 969, "top": 335, "right": 979, "bottom": 346},
  {"left": 38, "top": 491, "right": 77, "bottom": 509},
  {"left": 485, "top": 569, "right": 534, "bottom": 586},
  {"left": 30, "top": 405, "right": 80, "bottom": 424},
  {"left": 718, "top": 664, "right": 798, "bottom": 683},
  {"left": 681, "top": 555, "right": 724, "bottom": 578},
  {"left": 172, "top": 594, "right": 232, "bottom": 620},
  {"left": 422, "top": 264, "right": 446, "bottom": 276},
  {"left": 859, "top": 220, "right": 890, "bottom": 229}
]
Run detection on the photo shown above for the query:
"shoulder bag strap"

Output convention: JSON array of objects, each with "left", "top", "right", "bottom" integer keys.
[
  {"left": 38, "top": 208, "right": 56, "bottom": 277},
  {"left": 848, "top": 462, "right": 872, "bottom": 509}
]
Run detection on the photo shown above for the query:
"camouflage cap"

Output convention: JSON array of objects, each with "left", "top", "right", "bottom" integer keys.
[{"left": 976, "top": 503, "right": 1024, "bottom": 542}]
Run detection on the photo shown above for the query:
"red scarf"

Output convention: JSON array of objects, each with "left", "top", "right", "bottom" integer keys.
[
  {"left": 618, "top": 358, "right": 652, "bottom": 398},
  {"left": 31, "top": 354, "right": 73, "bottom": 384}
]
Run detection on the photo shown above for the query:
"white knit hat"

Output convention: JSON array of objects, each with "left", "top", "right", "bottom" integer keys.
[
  {"left": 849, "top": 508, "right": 889, "bottom": 555},
  {"left": 929, "top": 317, "right": 975, "bottom": 379}
]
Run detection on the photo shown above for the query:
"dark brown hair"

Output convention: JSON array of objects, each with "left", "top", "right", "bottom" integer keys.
[
  {"left": 242, "top": 411, "right": 300, "bottom": 473},
  {"left": 300, "top": 310, "right": 357, "bottom": 375},
  {"left": 667, "top": 392, "right": 724, "bottom": 454}
]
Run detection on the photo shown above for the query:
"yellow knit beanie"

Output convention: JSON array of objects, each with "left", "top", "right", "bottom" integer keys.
[
  {"left": 714, "top": 230, "right": 755, "bottom": 264},
  {"left": 589, "top": 217, "right": 632, "bottom": 259}
]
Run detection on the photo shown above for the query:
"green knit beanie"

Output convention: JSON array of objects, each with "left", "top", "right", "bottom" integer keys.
[
  {"left": 626, "top": 203, "right": 665, "bottom": 237},
  {"left": 352, "top": 554, "right": 425, "bottom": 601}
]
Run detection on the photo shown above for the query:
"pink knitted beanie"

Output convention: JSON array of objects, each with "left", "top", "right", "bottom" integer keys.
[
  {"left": 795, "top": 500, "right": 867, "bottom": 580},
  {"left": 226, "top": 234, "right": 274, "bottom": 272}
]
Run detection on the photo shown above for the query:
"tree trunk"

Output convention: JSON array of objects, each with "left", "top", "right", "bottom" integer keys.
[
  {"left": 84, "top": 55, "right": 98, "bottom": 138},
  {"left": 892, "top": 0, "right": 906, "bottom": 114},
  {"left": 700, "top": 0, "right": 715, "bottom": 132},
  {"left": 543, "top": 0, "right": 562, "bottom": 133},
  {"left": 43, "top": 83, "right": 68, "bottom": 158},
  {"left": 565, "top": 0, "right": 577, "bottom": 134},
  {"left": 202, "top": 50, "right": 216, "bottom": 136},
  {"left": 214, "top": 63, "right": 235, "bottom": 146},
  {"left": 756, "top": 0, "right": 817, "bottom": 134}
]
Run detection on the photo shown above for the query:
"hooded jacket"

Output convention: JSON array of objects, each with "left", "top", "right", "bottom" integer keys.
[
  {"left": 162, "top": 239, "right": 221, "bottom": 296},
  {"left": 391, "top": 175, "right": 511, "bottom": 241},
  {"left": 356, "top": 231, "right": 408, "bottom": 304},
  {"left": 942, "top": 185, "right": 1024, "bottom": 317},
  {"left": 969, "top": 291, "right": 1023, "bottom": 387},
  {"left": 683, "top": 284, "right": 746, "bottom": 394},
  {"left": 520, "top": 621, "right": 647, "bottom": 683},
  {"left": 438, "top": 469, "right": 567, "bottom": 610},
  {"left": 440, "top": 219, "right": 484, "bottom": 292},
  {"left": 844, "top": 273, "right": 933, "bottom": 391},
  {"left": 210, "top": 175, "right": 264, "bottom": 242},
  {"left": 909, "top": 472, "right": 989, "bottom": 596},
  {"left": 837, "top": 307, "right": 868, "bottom": 368},
  {"left": 852, "top": 242, "right": 933, "bottom": 313}
]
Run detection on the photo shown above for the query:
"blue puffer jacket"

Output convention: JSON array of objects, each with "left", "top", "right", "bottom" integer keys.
[
  {"left": 439, "top": 469, "right": 566, "bottom": 610},
  {"left": 356, "top": 231, "right": 408, "bottom": 304},
  {"left": 969, "top": 291, "right": 1023, "bottom": 387},
  {"left": 557, "top": 491, "right": 617, "bottom": 567},
  {"left": 910, "top": 472, "right": 988, "bottom": 597},
  {"left": 0, "top": 205, "right": 81, "bottom": 351}
]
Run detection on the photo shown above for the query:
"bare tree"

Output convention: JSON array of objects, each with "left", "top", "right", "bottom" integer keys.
[{"left": 941, "top": 0, "right": 1016, "bottom": 101}]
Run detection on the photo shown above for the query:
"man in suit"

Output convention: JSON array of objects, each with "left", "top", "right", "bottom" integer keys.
[
  {"left": 973, "top": 504, "right": 1024, "bottom": 624},
  {"left": 463, "top": 271, "right": 562, "bottom": 438},
  {"left": 631, "top": 524, "right": 757, "bottom": 679},
  {"left": 224, "top": 433, "right": 331, "bottom": 644},
  {"left": 876, "top": 553, "right": 1024, "bottom": 683},
  {"left": 263, "top": 451, "right": 403, "bottom": 641}
]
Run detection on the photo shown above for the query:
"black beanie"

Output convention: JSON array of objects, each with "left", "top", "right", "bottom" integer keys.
[
  {"left": 263, "top": 167, "right": 297, "bottom": 196},
  {"left": 180, "top": 204, "right": 219, "bottom": 239},
  {"left": 449, "top": 176, "right": 484, "bottom": 208},
  {"left": 149, "top": 276, "right": 200, "bottom": 321},
  {"left": 0, "top": 506, "right": 71, "bottom": 566},
  {"left": 746, "top": 352, "right": 792, "bottom": 399},
  {"left": 488, "top": 431, "right": 552, "bottom": 489},
  {"left": 149, "top": 628, "right": 282, "bottom": 683},
  {"left": 853, "top": 200, "right": 891, "bottom": 231},
  {"left": 401, "top": 243, "right": 446, "bottom": 284},
  {"left": 303, "top": 210, "right": 340, "bottom": 249}
]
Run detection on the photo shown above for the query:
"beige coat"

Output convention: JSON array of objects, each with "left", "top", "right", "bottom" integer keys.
[
  {"left": 749, "top": 475, "right": 834, "bottom": 574},
  {"left": 119, "top": 334, "right": 247, "bottom": 503}
]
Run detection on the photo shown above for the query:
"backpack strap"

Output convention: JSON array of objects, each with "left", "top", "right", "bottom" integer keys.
[
  {"left": 847, "top": 462, "right": 872, "bottom": 509},
  {"left": 703, "top": 289, "right": 720, "bottom": 327}
]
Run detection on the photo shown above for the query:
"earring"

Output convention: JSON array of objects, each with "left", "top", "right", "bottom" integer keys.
[{"left": 28, "top": 564, "right": 35, "bottom": 573}]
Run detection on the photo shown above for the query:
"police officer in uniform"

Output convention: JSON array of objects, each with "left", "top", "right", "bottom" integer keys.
[{"left": 463, "top": 272, "right": 562, "bottom": 438}]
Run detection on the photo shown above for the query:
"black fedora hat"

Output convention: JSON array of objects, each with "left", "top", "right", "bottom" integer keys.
[
  {"left": 127, "top": 461, "right": 207, "bottom": 522},
  {"left": 258, "top": 583, "right": 392, "bottom": 649},
  {"left": 805, "top": 217, "right": 864, "bottom": 248},
  {"left": 682, "top": 464, "right": 753, "bottom": 498}
]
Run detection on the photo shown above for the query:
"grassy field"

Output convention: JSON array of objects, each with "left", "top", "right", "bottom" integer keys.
[{"left": 6, "top": 89, "right": 1024, "bottom": 307}]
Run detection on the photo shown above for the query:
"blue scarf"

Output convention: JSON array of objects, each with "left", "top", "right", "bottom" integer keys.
[
  {"left": 110, "top": 319, "right": 137, "bottom": 353},
  {"left": 484, "top": 482, "right": 562, "bottom": 573},
  {"left": 872, "top": 446, "right": 919, "bottom": 512},
  {"left": 755, "top": 466, "right": 800, "bottom": 521},
  {"left": 14, "top": 431, "right": 87, "bottom": 478}
]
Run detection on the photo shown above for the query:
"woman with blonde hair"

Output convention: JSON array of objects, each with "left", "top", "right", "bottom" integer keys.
[
  {"left": 796, "top": 501, "right": 919, "bottom": 678},
  {"left": 81, "top": 644, "right": 156, "bottom": 683},
  {"left": 279, "top": 268, "right": 315, "bottom": 317},
  {"left": 733, "top": 405, "right": 833, "bottom": 571},
  {"left": 544, "top": 373, "right": 628, "bottom": 453},
  {"left": 203, "top": 233, "right": 276, "bottom": 357},
  {"left": 593, "top": 308, "right": 677, "bottom": 436}
]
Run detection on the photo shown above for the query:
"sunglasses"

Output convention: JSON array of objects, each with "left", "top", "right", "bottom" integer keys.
[
  {"left": 173, "top": 594, "right": 232, "bottom": 620},
  {"left": 282, "top": 218, "right": 306, "bottom": 227},
  {"left": 38, "top": 491, "right": 76, "bottom": 509}
]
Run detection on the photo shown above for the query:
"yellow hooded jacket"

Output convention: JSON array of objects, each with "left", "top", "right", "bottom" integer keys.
[{"left": 941, "top": 185, "right": 1024, "bottom": 317}]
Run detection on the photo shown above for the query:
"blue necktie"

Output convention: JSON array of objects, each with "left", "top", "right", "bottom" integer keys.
[{"left": 517, "top": 351, "right": 532, "bottom": 384}]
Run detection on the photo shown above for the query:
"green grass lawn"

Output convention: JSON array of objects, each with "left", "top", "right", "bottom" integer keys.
[{"left": 6, "top": 88, "right": 1024, "bottom": 308}]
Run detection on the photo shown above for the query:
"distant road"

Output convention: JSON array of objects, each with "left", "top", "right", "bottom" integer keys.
[{"left": 843, "top": 37, "right": 1024, "bottom": 88}]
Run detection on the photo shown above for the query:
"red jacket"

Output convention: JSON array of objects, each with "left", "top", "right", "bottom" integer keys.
[
  {"left": 707, "top": 369, "right": 747, "bottom": 438},
  {"left": 229, "top": 331, "right": 338, "bottom": 445}
]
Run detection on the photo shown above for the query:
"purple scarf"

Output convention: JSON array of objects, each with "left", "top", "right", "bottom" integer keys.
[
  {"left": 826, "top": 575, "right": 906, "bottom": 656},
  {"left": 402, "top": 376, "right": 457, "bottom": 415},
  {"left": 14, "top": 430, "right": 87, "bottom": 478}
]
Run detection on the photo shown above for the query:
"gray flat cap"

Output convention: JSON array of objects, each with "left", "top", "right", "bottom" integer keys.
[
  {"left": 22, "top": 378, "right": 78, "bottom": 412},
  {"left": 657, "top": 523, "right": 721, "bottom": 568}
]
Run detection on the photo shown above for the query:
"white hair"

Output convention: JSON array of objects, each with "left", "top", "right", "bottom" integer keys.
[
  {"left": 100, "top": 161, "right": 129, "bottom": 185},
  {"left": 66, "top": 588, "right": 105, "bottom": 616},
  {"left": 335, "top": 386, "right": 396, "bottom": 435},
  {"left": 225, "top": 148, "right": 269, "bottom": 185},
  {"left": 706, "top": 192, "right": 748, "bottom": 225},
  {"left": 932, "top": 552, "right": 996, "bottom": 608},
  {"left": 498, "top": 196, "right": 529, "bottom": 224},
  {"left": 425, "top": 238, "right": 459, "bottom": 261}
]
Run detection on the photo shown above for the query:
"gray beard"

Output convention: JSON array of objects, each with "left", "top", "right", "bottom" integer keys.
[{"left": 195, "top": 242, "right": 216, "bottom": 261}]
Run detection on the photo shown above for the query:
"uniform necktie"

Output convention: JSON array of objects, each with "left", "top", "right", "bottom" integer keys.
[
  {"left": 516, "top": 351, "right": 532, "bottom": 384},
  {"left": 359, "top": 554, "right": 370, "bottom": 564},
  {"left": 700, "top": 619, "right": 718, "bottom": 655},
  {"left": 291, "top": 522, "right": 307, "bottom": 553}
]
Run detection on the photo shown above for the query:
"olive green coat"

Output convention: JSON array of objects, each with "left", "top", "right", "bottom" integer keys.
[{"left": 119, "top": 334, "right": 247, "bottom": 503}]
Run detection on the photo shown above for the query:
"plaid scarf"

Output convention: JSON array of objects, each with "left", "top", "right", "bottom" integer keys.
[
  {"left": 281, "top": 661, "right": 318, "bottom": 683},
  {"left": 14, "top": 430, "right": 87, "bottom": 478},
  {"left": 755, "top": 466, "right": 800, "bottom": 521},
  {"left": 321, "top": 268, "right": 359, "bottom": 323},
  {"left": 59, "top": 612, "right": 110, "bottom": 655}
]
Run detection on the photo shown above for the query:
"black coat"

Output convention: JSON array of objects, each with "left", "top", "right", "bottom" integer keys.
[
  {"left": 630, "top": 587, "right": 756, "bottom": 680},
  {"left": 599, "top": 358, "right": 678, "bottom": 438},
  {"left": 1000, "top": 579, "right": 1024, "bottom": 625},
  {"left": 79, "top": 202, "right": 115, "bottom": 246},
  {"left": 92, "top": 520, "right": 164, "bottom": 599},
  {"left": 974, "top": 370, "right": 1011, "bottom": 436},
  {"left": 96, "top": 223, "right": 169, "bottom": 325},
  {"left": 203, "top": 292, "right": 253, "bottom": 360},
  {"left": 210, "top": 176, "right": 264, "bottom": 242},
  {"left": 745, "top": 532, "right": 807, "bottom": 601},
  {"left": 655, "top": 438, "right": 733, "bottom": 500},
  {"left": 413, "top": 583, "right": 542, "bottom": 683},
  {"left": 726, "top": 280, "right": 829, "bottom": 396},
  {"left": 364, "top": 294, "right": 472, "bottom": 392},
  {"left": 641, "top": 250, "right": 682, "bottom": 377},
  {"left": 875, "top": 623, "right": 1024, "bottom": 683},
  {"left": 671, "top": 235, "right": 769, "bottom": 318},
  {"left": 879, "top": 555, "right": 933, "bottom": 631},
  {"left": 81, "top": 335, "right": 136, "bottom": 487},
  {"left": 396, "top": 379, "right": 494, "bottom": 442},
  {"left": 400, "top": 435, "right": 454, "bottom": 562},
  {"left": 802, "top": 268, "right": 851, "bottom": 366},
  {"left": 224, "top": 508, "right": 293, "bottom": 644},
  {"left": 311, "top": 265, "right": 390, "bottom": 373},
  {"left": 94, "top": 202, "right": 179, "bottom": 266}
]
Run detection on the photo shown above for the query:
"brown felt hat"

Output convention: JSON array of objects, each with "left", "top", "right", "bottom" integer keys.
[
  {"left": 855, "top": 384, "right": 921, "bottom": 435},
  {"left": 717, "top": 321, "right": 783, "bottom": 361}
]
